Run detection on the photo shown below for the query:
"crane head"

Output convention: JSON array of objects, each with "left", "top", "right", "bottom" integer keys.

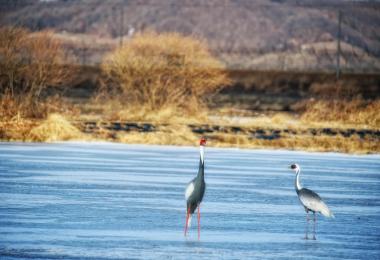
[
  {"left": 290, "top": 163, "right": 300, "bottom": 172},
  {"left": 200, "top": 137, "right": 207, "bottom": 146}
]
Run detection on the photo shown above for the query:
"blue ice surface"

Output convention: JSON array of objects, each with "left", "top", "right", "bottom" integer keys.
[{"left": 0, "top": 142, "right": 379, "bottom": 259}]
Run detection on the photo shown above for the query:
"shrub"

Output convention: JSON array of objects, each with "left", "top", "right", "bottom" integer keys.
[
  {"left": 0, "top": 26, "right": 74, "bottom": 118},
  {"left": 101, "top": 31, "right": 229, "bottom": 113},
  {"left": 301, "top": 99, "right": 380, "bottom": 128},
  {"left": 29, "top": 114, "right": 83, "bottom": 142}
]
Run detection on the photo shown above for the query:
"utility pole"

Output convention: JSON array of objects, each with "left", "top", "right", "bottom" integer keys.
[
  {"left": 336, "top": 10, "right": 342, "bottom": 80},
  {"left": 119, "top": 4, "right": 124, "bottom": 47},
  {"left": 81, "top": 18, "right": 87, "bottom": 65}
]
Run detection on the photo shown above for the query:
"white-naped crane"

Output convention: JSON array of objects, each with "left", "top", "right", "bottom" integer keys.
[
  {"left": 290, "top": 163, "right": 334, "bottom": 240},
  {"left": 184, "top": 137, "right": 206, "bottom": 239}
]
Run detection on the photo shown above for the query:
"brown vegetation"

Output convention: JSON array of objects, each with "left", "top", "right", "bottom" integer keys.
[
  {"left": 211, "top": 133, "right": 380, "bottom": 154},
  {"left": 101, "top": 31, "right": 229, "bottom": 115},
  {"left": 29, "top": 114, "right": 83, "bottom": 142},
  {"left": 0, "top": 117, "right": 37, "bottom": 141},
  {"left": 103, "top": 103, "right": 208, "bottom": 124},
  {"left": 117, "top": 124, "right": 198, "bottom": 146},
  {"left": 301, "top": 99, "right": 380, "bottom": 128},
  {"left": 0, "top": 25, "right": 378, "bottom": 154},
  {"left": 0, "top": 26, "right": 75, "bottom": 119}
]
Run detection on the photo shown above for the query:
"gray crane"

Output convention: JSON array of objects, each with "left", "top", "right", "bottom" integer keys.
[
  {"left": 290, "top": 163, "right": 334, "bottom": 240},
  {"left": 184, "top": 137, "right": 206, "bottom": 239}
]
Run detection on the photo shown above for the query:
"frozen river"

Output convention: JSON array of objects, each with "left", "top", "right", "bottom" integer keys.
[{"left": 0, "top": 142, "right": 379, "bottom": 259}]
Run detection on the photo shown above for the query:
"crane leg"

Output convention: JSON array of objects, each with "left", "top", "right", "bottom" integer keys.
[
  {"left": 184, "top": 206, "right": 190, "bottom": 236},
  {"left": 197, "top": 204, "right": 201, "bottom": 240},
  {"left": 304, "top": 210, "right": 309, "bottom": 240},
  {"left": 312, "top": 212, "right": 316, "bottom": 240}
]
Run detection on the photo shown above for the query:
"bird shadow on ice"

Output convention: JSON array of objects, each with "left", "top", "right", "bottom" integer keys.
[
  {"left": 299, "top": 239, "right": 322, "bottom": 250},
  {"left": 183, "top": 240, "right": 207, "bottom": 255},
  {"left": 184, "top": 239, "right": 202, "bottom": 246}
]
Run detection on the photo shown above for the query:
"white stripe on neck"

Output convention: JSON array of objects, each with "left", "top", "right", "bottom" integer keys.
[
  {"left": 295, "top": 169, "right": 302, "bottom": 190},
  {"left": 200, "top": 146, "right": 204, "bottom": 164}
]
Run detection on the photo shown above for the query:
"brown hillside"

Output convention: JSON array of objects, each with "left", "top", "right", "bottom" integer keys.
[{"left": 1, "top": 0, "right": 380, "bottom": 71}]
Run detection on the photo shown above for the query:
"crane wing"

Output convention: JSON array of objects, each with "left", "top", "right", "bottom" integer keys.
[
  {"left": 299, "top": 189, "right": 321, "bottom": 211},
  {"left": 185, "top": 181, "right": 194, "bottom": 200},
  {"left": 299, "top": 188, "right": 334, "bottom": 218}
]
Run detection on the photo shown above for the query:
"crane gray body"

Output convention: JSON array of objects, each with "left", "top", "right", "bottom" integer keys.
[
  {"left": 186, "top": 159, "right": 206, "bottom": 214},
  {"left": 291, "top": 163, "right": 334, "bottom": 240},
  {"left": 296, "top": 186, "right": 332, "bottom": 217},
  {"left": 184, "top": 139, "right": 207, "bottom": 239}
]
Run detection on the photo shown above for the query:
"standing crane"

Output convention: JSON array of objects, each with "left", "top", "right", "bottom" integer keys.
[
  {"left": 290, "top": 163, "right": 334, "bottom": 240},
  {"left": 184, "top": 137, "right": 207, "bottom": 239}
]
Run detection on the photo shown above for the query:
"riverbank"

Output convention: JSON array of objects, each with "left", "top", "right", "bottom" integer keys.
[
  {"left": 1, "top": 114, "right": 379, "bottom": 154},
  {"left": 1, "top": 69, "right": 379, "bottom": 154}
]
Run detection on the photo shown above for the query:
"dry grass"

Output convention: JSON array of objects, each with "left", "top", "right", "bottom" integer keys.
[
  {"left": 301, "top": 99, "right": 380, "bottom": 128},
  {"left": 1, "top": 92, "right": 81, "bottom": 121},
  {"left": 211, "top": 133, "right": 379, "bottom": 154},
  {"left": 116, "top": 125, "right": 199, "bottom": 146},
  {"left": 0, "top": 118, "right": 37, "bottom": 141},
  {"left": 100, "top": 123, "right": 380, "bottom": 153},
  {"left": 210, "top": 112, "right": 302, "bottom": 130},
  {"left": 115, "top": 106, "right": 208, "bottom": 125},
  {"left": 28, "top": 114, "right": 84, "bottom": 142},
  {"left": 95, "top": 99, "right": 208, "bottom": 124},
  {"left": 212, "top": 105, "right": 380, "bottom": 131},
  {"left": 250, "top": 135, "right": 380, "bottom": 154},
  {"left": 309, "top": 81, "right": 361, "bottom": 98},
  {"left": 0, "top": 113, "right": 84, "bottom": 142},
  {"left": 1, "top": 110, "right": 378, "bottom": 153}
]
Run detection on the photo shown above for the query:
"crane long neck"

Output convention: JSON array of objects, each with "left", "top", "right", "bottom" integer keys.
[
  {"left": 295, "top": 169, "right": 302, "bottom": 191},
  {"left": 200, "top": 146, "right": 204, "bottom": 165},
  {"left": 197, "top": 146, "right": 205, "bottom": 179}
]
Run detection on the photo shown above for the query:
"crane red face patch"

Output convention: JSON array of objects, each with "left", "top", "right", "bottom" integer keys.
[{"left": 200, "top": 137, "right": 207, "bottom": 146}]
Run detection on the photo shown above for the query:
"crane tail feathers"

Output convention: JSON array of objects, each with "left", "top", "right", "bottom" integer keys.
[
  {"left": 327, "top": 210, "right": 335, "bottom": 218},
  {"left": 320, "top": 204, "right": 334, "bottom": 218}
]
